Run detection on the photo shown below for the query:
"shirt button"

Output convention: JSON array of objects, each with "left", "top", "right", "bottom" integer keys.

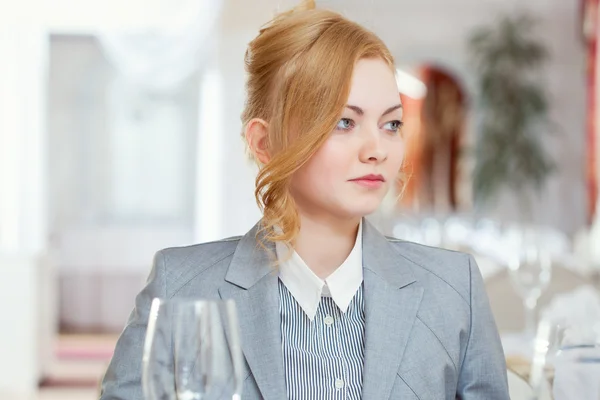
[
  {"left": 324, "top": 315, "right": 334, "bottom": 326},
  {"left": 335, "top": 378, "right": 345, "bottom": 389}
]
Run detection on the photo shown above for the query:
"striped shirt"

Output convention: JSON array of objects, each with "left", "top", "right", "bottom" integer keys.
[
  {"left": 279, "top": 281, "right": 365, "bottom": 399},
  {"left": 276, "top": 222, "right": 365, "bottom": 399}
]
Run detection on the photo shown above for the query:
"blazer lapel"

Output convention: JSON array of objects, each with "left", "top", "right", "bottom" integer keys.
[
  {"left": 218, "top": 222, "right": 287, "bottom": 400},
  {"left": 361, "top": 220, "right": 424, "bottom": 400}
]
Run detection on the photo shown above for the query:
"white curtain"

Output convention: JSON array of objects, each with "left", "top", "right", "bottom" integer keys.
[{"left": 97, "top": 0, "right": 223, "bottom": 91}]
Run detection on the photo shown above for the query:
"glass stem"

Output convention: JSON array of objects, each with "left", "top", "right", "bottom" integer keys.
[{"left": 524, "top": 295, "right": 538, "bottom": 339}]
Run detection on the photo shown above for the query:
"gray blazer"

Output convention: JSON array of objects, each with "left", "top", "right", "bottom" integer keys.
[{"left": 100, "top": 220, "right": 509, "bottom": 399}]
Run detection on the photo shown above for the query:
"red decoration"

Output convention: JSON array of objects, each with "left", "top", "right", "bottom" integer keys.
[{"left": 583, "top": 0, "right": 598, "bottom": 224}]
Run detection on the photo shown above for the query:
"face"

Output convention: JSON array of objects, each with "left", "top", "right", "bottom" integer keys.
[{"left": 289, "top": 58, "right": 405, "bottom": 222}]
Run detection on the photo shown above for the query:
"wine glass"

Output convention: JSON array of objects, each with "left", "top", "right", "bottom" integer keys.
[
  {"left": 527, "top": 317, "right": 555, "bottom": 400},
  {"left": 529, "top": 317, "right": 600, "bottom": 400},
  {"left": 550, "top": 319, "right": 600, "bottom": 400},
  {"left": 507, "top": 227, "right": 552, "bottom": 341},
  {"left": 142, "top": 298, "right": 244, "bottom": 400},
  {"left": 442, "top": 215, "right": 473, "bottom": 251},
  {"left": 420, "top": 217, "right": 443, "bottom": 247}
]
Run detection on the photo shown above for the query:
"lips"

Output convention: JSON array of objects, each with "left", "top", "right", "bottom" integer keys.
[
  {"left": 350, "top": 174, "right": 385, "bottom": 182},
  {"left": 349, "top": 174, "right": 385, "bottom": 189}
]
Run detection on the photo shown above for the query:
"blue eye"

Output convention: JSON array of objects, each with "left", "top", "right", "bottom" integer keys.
[
  {"left": 336, "top": 118, "right": 355, "bottom": 131},
  {"left": 384, "top": 120, "right": 404, "bottom": 134}
]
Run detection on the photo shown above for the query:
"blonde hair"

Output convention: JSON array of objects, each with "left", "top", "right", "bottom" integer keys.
[{"left": 241, "top": 2, "right": 395, "bottom": 248}]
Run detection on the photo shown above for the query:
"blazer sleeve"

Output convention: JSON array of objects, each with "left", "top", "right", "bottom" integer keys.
[
  {"left": 456, "top": 255, "right": 510, "bottom": 399},
  {"left": 99, "top": 250, "right": 167, "bottom": 400}
]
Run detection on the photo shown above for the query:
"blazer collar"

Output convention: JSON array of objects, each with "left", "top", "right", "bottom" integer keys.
[
  {"left": 361, "top": 218, "right": 417, "bottom": 289},
  {"left": 361, "top": 218, "right": 423, "bottom": 399},
  {"left": 224, "top": 218, "right": 417, "bottom": 289},
  {"left": 223, "top": 221, "right": 276, "bottom": 289},
  {"left": 219, "top": 221, "right": 286, "bottom": 400}
]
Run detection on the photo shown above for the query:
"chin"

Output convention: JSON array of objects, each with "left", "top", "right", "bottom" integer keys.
[{"left": 339, "top": 202, "right": 382, "bottom": 219}]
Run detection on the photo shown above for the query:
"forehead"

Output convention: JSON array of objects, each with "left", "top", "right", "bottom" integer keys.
[{"left": 346, "top": 58, "right": 399, "bottom": 112}]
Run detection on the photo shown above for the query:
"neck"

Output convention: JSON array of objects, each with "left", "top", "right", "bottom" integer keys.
[{"left": 293, "top": 214, "right": 361, "bottom": 279}]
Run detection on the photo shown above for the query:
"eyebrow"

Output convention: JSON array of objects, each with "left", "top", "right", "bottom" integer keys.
[{"left": 345, "top": 104, "right": 403, "bottom": 117}]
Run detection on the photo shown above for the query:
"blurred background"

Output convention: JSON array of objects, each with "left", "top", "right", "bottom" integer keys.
[{"left": 1, "top": 0, "right": 599, "bottom": 398}]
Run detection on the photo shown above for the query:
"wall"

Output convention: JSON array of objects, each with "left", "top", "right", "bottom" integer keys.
[{"left": 0, "top": 19, "right": 49, "bottom": 396}]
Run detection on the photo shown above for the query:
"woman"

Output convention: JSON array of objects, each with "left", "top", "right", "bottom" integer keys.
[{"left": 100, "top": 4, "right": 509, "bottom": 399}]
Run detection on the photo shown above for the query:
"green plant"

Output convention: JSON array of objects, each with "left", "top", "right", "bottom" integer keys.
[{"left": 469, "top": 13, "right": 556, "bottom": 211}]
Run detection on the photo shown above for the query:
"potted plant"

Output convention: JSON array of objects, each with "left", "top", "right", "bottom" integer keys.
[{"left": 468, "top": 13, "right": 557, "bottom": 220}]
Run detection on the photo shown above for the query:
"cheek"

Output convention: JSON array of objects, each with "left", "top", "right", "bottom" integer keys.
[
  {"left": 296, "top": 159, "right": 337, "bottom": 189},
  {"left": 292, "top": 150, "right": 349, "bottom": 197},
  {"left": 304, "top": 144, "right": 349, "bottom": 179},
  {"left": 389, "top": 140, "right": 406, "bottom": 167}
]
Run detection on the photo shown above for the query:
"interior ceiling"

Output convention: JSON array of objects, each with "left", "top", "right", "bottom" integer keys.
[{"left": 317, "top": 0, "right": 567, "bottom": 14}]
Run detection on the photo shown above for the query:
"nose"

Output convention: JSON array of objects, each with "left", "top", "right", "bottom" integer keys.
[{"left": 359, "top": 127, "right": 387, "bottom": 164}]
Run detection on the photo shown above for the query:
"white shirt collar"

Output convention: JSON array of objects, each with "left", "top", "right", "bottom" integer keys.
[{"left": 276, "top": 221, "right": 363, "bottom": 320}]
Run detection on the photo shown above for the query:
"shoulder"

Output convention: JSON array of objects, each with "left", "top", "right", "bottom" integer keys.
[
  {"left": 159, "top": 235, "right": 242, "bottom": 266},
  {"left": 385, "top": 236, "right": 475, "bottom": 305},
  {"left": 154, "top": 235, "right": 243, "bottom": 295}
]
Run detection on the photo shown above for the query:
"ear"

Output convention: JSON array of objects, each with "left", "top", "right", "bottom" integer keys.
[{"left": 245, "top": 118, "right": 271, "bottom": 164}]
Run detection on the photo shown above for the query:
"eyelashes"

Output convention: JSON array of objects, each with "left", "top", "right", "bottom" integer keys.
[
  {"left": 335, "top": 118, "right": 404, "bottom": 135},
  {"left": 336, "top": 118, "right": 355, "bottom": 131},
  {"left": 383, "top": 120, "right": 404, "bottom": 133}
]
